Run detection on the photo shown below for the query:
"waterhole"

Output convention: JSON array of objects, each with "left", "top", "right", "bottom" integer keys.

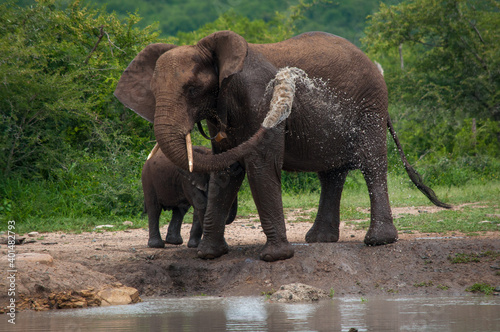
[{"left": 7, "top": 295, "right": 500, "bottom": 331}]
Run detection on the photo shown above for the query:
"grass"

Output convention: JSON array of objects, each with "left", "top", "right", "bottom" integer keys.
[
  {"left": 1, "top": 169, "right": 499, "bottom": 236},
  {"left": 391, "top": 206, "right": 500, "bottom": 235},
  {"left": 343, "top": 173, "right": 500, "bottom": 235},
  {"left": 413, "top": 281, "right": 434, "bottom": 288},
  {"left": 465, "top": 283, "right": 496, "bottom": 296},
  {"left": 449, "top": 253, "right": 481, "bottom": 264},
  {"left": 448, "top": 251, "right": 500, "bottom": 264}
]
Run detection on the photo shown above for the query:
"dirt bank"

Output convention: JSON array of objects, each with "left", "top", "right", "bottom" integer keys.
[{"left": 1, "top": 206, "right": 499, "bottom": 310}]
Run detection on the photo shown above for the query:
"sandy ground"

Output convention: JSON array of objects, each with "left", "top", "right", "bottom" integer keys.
[{"left": 1, "top": 204, "right": 499, "bottom": 311}]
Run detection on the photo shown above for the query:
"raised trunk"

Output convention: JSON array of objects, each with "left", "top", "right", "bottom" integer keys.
[{"left": 153, "top": 66, "right": 298, "bottom": 173}]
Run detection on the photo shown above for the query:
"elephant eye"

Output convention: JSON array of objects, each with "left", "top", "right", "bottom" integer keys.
[{"left": 187, "top": 85, "right": 200, "bottom": 97}]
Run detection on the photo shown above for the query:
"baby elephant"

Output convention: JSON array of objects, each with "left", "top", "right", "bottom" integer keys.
[{"left": 142, "top": 145, "right": 237, "bottom": 248}]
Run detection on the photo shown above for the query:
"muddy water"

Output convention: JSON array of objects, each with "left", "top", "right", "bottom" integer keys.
[{"left": 6, "top": 296, "right": 500, "bottom": 331}]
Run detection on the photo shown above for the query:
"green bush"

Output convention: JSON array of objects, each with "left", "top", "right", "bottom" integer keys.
[
  {"left": 387, "top": 103, "right": 500, "bottom": 186},
  {"left": 1, "top": 138, "right": 146, "bottom": 223},
  {"left": 0, "top": 0, "right": 160, "bottom": 180},
  {"left": 363, "top": 0, "right": 500, "bottom": 119}
]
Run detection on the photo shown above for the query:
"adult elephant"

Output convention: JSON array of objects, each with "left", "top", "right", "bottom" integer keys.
[{"left": 115, "top": 31, "right": 450, "bottom": 262}]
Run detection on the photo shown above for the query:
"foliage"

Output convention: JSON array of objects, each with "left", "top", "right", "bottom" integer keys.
[
  {"left": 83, "top": 0, "right": 293, "bottom": 38},
  {"left": 173, "top": 10, "right": 287, "bottom": 46},
  {"left": 386, "top": 104, "right": 500, "bottom": 186},
  {"left": 347, "top": 183, "right": 500, "bottom": 235},
  {"left": 465, "top": 283, "right": 495, "bottom": 295},
  {"left": 363, "top": 0, "right": 500, "bottom": 119},
  {"left": 449, "top": 253, "right": 481, "bottom": 264},
  {"left": 447, "top": 251, "right": 500, "bottom": 264},
  {"left": 0, "top": 0, "right": 160, "bottom": 180},
  {"left": 0, "top": 0, "right": 163, "bottom": 226},
  {"left": 413, "top": 281, "right": 433, "bottom": 288},
  {"left": 171, "top": 1, "right": 323, "bottom": 45},
  {"left": 366, "top": 1, "right": 500, "bottom": 187},
  {"left": 63, "top": 0, "right": 404, "bottom": 45},
  {"left": 297, "top": 0, "right": 402, "bottom": 44}
]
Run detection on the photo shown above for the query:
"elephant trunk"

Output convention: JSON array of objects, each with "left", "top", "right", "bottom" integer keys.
[
  {"left": 154, "top": 67, "right": 299, "bottom": 173},
  {"left": 262, "top": 66, "right": 297, "bottom": 128},
  {"left": 154, "top": 114, "right": 268, "bottom": 173}
]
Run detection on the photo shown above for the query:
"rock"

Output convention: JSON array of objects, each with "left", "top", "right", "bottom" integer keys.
[
  {"left": 48, "top": 291, "right": 99, "bottom": 309},
  {"left": 0, "top": 234, "right": 25, "bottom": 245},
  {"left": 28, "top": 231, "right": 40, "bottom": 237},
  {"left": 17, "top": 253, "right": 54, "bottom": 265},
  {"left": 123, "top": 221, "right": 133, "bottom": 226},
  {"left": 269, "top": 283, "right": 330, "bottom": 303},
  {"left": 97, "top": 286, "right": 141, "bottom": 306},
  {"left": 20, "top": 285, "right": 140, "bottom": 310},
  {"left": 78, "top": 288, "right": 96, "bottom": 298},
  {"left": 95, "top": 225, "right": 114, "bottom": 229}
]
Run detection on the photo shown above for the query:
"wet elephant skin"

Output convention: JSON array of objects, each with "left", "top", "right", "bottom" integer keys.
[{"left": 116, "top": 31, "right": 450, "bottom": 262}]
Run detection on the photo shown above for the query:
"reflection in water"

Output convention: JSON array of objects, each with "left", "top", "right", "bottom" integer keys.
[
  {"left": 225, "top": 297, "right": 267, "bottom": 331},
  {"left": 5, "top": 296, "right": 500, "bottom": 331}
]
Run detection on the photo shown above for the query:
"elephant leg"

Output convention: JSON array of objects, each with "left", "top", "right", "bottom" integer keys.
[
  {"left": 187, "top": 209, "right": 203, "bottom": 248},
  {"left": 225, "top": 196, "right": 238, "bottom": 225},
  {"left": 165, "top": 207, "right": 188, "bottom": 245},
  {"left": 306, "top": 169, "right": 348, "bottom": 243},
  {"left": 361, "top": 157, "right": 398, "bottom": 245},
  {"left": 245, "top": 150, "right": 293, "bottom": 262},
  {"left": 147, "top": 203, "right": 165, "bottom": 248},
  {"left": 197, "top": 164, "right": 245, "bottom": 259}
]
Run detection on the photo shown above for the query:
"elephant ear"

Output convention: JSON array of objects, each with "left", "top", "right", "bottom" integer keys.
[
  {"left": 197, "top": 31, "right": 248, "bottom": 86},
  {"left": 177, "top": 167, "right": 209, "bottom": 192},
  {"left": 114, "top": 43, "right": 177, "bottom": 123}
]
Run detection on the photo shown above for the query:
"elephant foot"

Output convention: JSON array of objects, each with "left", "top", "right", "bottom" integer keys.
[
  {"left": 165, "top": 234, "right": 183, "bottom": 245},
  {"left": 197, "top": 238, "right": 229, "bottom": 259},
  {"left": 187, "top": 237, "right": 201, "bottom": 248},
  {"left": 305, "top": 224, "right": 339, "bottom": 243},
  {"left": 364, "top": 222, "right": 398, "bottom": 246},
  {"left": 148, "top": 237, "right": 165, "bottom": 248},
  {"left": 259, "top": 241, "right": 294, "bottom": 262}
]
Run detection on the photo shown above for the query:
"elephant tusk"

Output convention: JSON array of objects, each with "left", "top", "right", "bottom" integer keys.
[
  {"left": 215, "top": 131, "right": 227, "bottom": 142},
  {"left": 147, "top": 143, "right": 160, "bottom": 160},
  {"left": 186, "top": 133, "right": 194, "bottom": 172}
]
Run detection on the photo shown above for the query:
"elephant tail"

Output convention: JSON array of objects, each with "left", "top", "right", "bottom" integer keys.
[{"left": 388, "top": 117, "right": 452, "bottom": 209}]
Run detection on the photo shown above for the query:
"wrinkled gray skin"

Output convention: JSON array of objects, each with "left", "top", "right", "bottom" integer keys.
[
  {"left": 116, "top": 31, "right": 450, "bottom": 262},
  {"left": 142, "top": 146, "right": 238, "bottom": 248}
]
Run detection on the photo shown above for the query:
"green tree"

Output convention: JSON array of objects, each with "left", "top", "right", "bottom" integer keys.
[
  {"left": 297, "top": 0, "right": 403, "bottom": 44},
  {"left": 172, "top": 1, "right": 322, "bottom": 45},
  {"left": 66, "top": 0, "right": 400, "bottom": 45},
  {"left": 363, "top": 0, "right": 500, "bottom": 119},
  {"left": 0, "top": 0, "right": 160, "bottom": 178}
]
